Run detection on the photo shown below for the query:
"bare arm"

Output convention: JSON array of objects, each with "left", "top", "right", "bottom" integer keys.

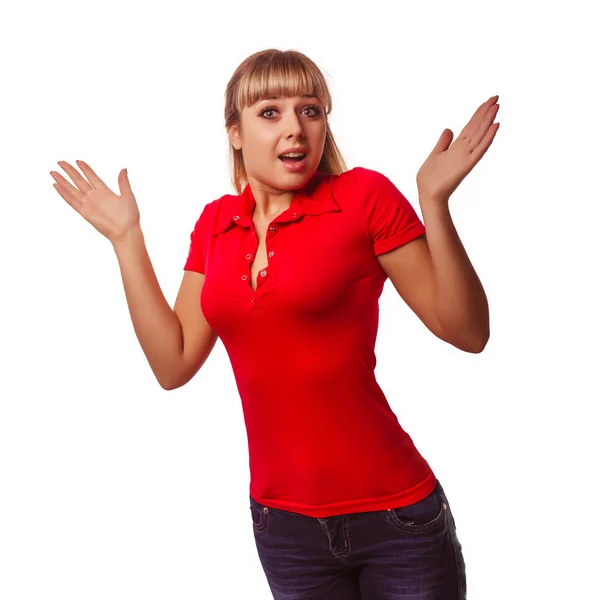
[
  {"left": 112, "top": 224, "right": 217, "bottom": 389},
  {"left": 50, "top": 159, "right": 217, "bottom": 389}
]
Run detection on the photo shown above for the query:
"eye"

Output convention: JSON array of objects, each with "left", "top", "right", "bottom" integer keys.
[
  {"left": 259, "top": 105, "right": 322, "bottom": 119},
  {"left": 259, "top": 107, "right": 277, "bottom": 119},
  {"left": 305, "top": 105, "right": 322, "bottom": 117}
]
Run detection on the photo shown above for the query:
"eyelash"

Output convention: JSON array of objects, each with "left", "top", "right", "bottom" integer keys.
[{"left": 258, "top": 105, "right": 322, "bottom": 119}]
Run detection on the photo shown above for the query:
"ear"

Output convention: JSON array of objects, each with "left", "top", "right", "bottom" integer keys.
[{"left": 228, "top": 123, "right": 242, "bottom": 151}]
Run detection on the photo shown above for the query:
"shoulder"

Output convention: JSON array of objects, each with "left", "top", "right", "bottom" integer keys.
[
  {"left": 202, "top": 192, "right": 237, "bottom": 217},
  {"left": 323, "top": 167, "right": 403, "bottom": 217},
  {"left": 325, "top": 166, "right": 394, "bottom": 196},
  {"left": 330, "top": 166, "right": 422, "bottom": 231},
  {"left": 190, "top": 192, "right": 237, "bottom": 232}
]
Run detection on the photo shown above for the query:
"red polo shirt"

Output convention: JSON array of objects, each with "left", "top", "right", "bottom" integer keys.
[{"left": 184, "top": 166, "right": 437, "bottom": 518}]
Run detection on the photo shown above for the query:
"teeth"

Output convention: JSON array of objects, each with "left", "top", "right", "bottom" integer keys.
[{"left": 281, "top": 152, "right": 305, "bottom": 158}]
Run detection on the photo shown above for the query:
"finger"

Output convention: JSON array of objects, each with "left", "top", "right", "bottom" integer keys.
[
  {"left": 50, "top": 170, "right": 86, "bottom": 201},
  {"left": 459, "top": 95, "right": 499, "bottom": 140},
  {"left": 57, "top": 160, "right": 94, "bottom": 193},
  {"left": 75, "top": 159, "right": 109, "bottom": 190},
  {"left": 469, "top": 103, "right": 499, "bottom": 150},
  {"left": 52, "top": 181, "right": 84, "bottom": 213},
  {"left": 468, "top": 121, "right": 499, "bottom": 166}
]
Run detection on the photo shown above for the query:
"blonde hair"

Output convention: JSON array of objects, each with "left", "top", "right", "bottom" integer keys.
[{"left": 224, "top": 49, "right": 347, "bottom": 195}]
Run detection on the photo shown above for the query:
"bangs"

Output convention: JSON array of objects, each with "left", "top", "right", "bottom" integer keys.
[{"left": 234, "top": 53, "right": 330, "bottom": 113}]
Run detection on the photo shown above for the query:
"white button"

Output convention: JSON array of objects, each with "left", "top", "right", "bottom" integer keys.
[
  {"left": 233, "top": 215, "right": 240, "bottom": 221},
  {"left": 268, "top": 251, "right": 274, "bottom": 258},
  {"left": 241, "top": 274, "right": 248, "bottom": 280},
  {"left": 269, "top": 225, "right": 276, "bottom": 232},
  {"left": 260, "top": 270, "right": 267, "bottom": 277},
  {"left": 245, "top": 253, "right": 252, "bottom": 260}
]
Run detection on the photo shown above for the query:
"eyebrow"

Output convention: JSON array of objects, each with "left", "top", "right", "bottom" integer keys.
[{"left": 261, "top": 94, "right": 320, "bottom": 101}]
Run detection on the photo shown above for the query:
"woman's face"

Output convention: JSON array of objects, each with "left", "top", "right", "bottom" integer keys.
[{"left": 229, "top": 94, "right": 327, "bottom": 190}]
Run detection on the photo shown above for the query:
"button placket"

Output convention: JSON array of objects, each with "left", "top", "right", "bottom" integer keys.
[
  {"left": 242, "top": 222, "right": 267, "bottom": 294},
  {"left": 240, "top": 213, "right": 291, "bottom": 294},
  {"left": 242, "top": 244, "right": 254, "bottom": 285},
  {"left": 257, "top": 223, "right": 278, "bottom": 286}
]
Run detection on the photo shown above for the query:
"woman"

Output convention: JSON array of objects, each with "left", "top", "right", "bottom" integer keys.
[{"left": 50, "top": 48, "right": 499, "bottom": 599}]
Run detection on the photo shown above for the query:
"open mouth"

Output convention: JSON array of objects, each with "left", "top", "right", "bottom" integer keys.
[{"left": 278, "top": 154, "right": 307, "bottom": 162}]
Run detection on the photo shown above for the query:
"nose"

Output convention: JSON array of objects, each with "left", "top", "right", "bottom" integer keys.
[{"left": 283, "top": 111, "right": 304, "bottom": 138}]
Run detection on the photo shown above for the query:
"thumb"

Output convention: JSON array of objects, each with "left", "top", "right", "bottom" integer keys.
[
  {"left": 430, "top": 128, "right": 454, "bottom": 156},
  {"left": 118, "top": 168, "right": 133, "bottom": 196}
]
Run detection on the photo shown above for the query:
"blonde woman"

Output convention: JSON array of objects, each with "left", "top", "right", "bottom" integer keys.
[{"left": 51, "top": 48, "right": 498, "bottom": 599}]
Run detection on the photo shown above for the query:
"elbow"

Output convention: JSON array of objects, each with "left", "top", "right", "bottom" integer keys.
[
  {"left": 436, "top": 315, "right": 489, "bottom": 354},
  {"left": 159, "top": 379, "right": 175, "bottom": 391},
  {"left": 153, "top": 356, "right": 191, "bottom": 390},
  {"left": 158, "top": 368, "right": 191, "bottom": 391},
  {"left": 465, "top": 343, "right": 486, "bottom": 354},
  {"left": 159, "top": 376, "right": 184, "bottom": 391},
  {"left": 464, "top": 332, "right": 490, "bottom": 354},
  {"left": 442, "top": 327, "right": 489, "bottom": 353},
  {"left": 157, "top": 372, "right": 179, "bottom": 391}
]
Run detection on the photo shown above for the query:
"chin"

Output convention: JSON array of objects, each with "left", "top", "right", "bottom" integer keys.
[{"left": 288, "top": 168, "right": 318, "bottom": 188}]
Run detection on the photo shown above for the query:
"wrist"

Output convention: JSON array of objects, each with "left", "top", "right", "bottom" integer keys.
[
  {"left": 418, "top": 191, "right": 450, "bottom": 209},
  {"left": 111, "top": 223, "right": 144, "bottom": 252}
]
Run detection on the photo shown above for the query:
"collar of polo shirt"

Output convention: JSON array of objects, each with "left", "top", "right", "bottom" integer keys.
[{"left": 211, "top": 170, "right": 341, "bottom": 237}]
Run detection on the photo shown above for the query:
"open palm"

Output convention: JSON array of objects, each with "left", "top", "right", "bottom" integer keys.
[
  {"left": 50, "top": 160, "right": 139, "bottom": 244},
  {"left": 416, "top": 95, "right": 500, "bottom": 202}
]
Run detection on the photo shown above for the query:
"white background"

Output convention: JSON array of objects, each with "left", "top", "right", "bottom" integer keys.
[{"left": 1, "top": 0, "right": 598, "bottom": 598}]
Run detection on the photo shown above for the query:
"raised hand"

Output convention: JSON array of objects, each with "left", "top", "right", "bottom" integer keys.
[
  {"left": 50, "top": 160, "right": 140, "bottom": 245},
  {"left": 416, "top": 95, "right": 500, "bottom": 203}
]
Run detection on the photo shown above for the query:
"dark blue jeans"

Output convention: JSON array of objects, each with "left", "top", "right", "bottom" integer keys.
[{"left": 249, "top": 479, "right": 466, "bottom": 599}]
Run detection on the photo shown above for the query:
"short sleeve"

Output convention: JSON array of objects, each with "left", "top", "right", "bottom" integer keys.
[
  {"left": 183, "top": 204, "right": 209, "bottom": 274},
  {"left": 358, "top": 167, "right": 426, "bottom": 256}
]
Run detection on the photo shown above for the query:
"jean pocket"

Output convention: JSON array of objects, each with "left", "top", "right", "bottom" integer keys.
[
  {"left": 385, "top": 481, "right": 447, "bottom": 535},
  {"left": 249, "top": 496, "right": 270, "bottom": 533}
]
